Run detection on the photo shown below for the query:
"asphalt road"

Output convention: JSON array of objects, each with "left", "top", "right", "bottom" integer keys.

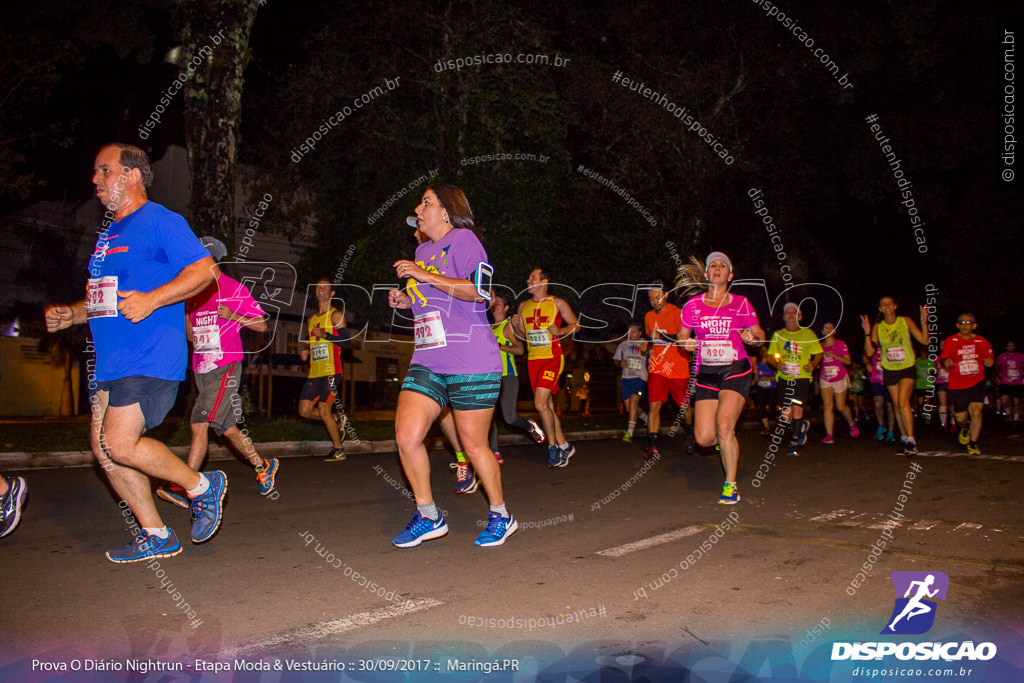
[{"left": 1, "top": 420, "right": 1022, "bottom": 681}]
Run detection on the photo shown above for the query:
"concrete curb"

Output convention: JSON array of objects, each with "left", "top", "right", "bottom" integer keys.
[{"left": 0, "top": 430, "right": 625, "bottom": 470}]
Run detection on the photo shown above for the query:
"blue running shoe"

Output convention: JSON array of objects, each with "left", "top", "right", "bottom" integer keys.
[
  {"left": 156, "top": 485, "right": 189, "bottom": 509},
  {"left": 547, "top": 445, "right": 560, "bottom": 468},
  {"left": 0, "top": 475, "right": 27, "bottom": 538},
  {"left": 718, "top": 482, "right": 740, "bottom": 505},
  {"left": 874, "top": 425, "right": 886, "bottom": 440},
  {"left": 257, "top": 458, "right": 279, "bottom": 496},
  {"left": 450, "top": 462, "right": 478, "bottom": 494},
  {"left": 190, "top": 471, "right": 227, "bottom": 543},
  {"left": 392, "top": 511, "right": 448, "bottom": 548},
  {"left": 106, "top": 528, "right": 182, "bottom": 563},
  {"left": 475, "top": 512, "right": 518, "bottom": 546},
  {"left": 557, "top": 442, "right": 576, "bottom": 467},
  {"left": 796, "top": 419, "right": 810, "bottom": 446}
]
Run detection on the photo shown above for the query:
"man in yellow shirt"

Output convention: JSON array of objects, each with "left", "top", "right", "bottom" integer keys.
[
  {"left": 512, "top": 268, "right": 579, "bottom": 468},
  {"left": 298, "top": 279, "right": 349, "bottom": 461},
  {"left": 768, "top": 303, "right": 822, "bottom": 456}
]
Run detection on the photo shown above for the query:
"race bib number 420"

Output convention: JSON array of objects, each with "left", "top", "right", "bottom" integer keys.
[
  {"left": 86, "top": 276, "right": 118, "bottom": 318},
  {"left": 701, "top": 341, "right": 736, "bottom": 366}
]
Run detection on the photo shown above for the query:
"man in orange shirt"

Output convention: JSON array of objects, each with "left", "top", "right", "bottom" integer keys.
[{"left": 643, "top": 280, "right": 691, "bottom": 461}]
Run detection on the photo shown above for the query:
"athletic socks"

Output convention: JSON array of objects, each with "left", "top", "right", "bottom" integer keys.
[
  {"left": 417, "top": 502, "right": 439, "bottom": 521},
  {"left": 627, "top": 420, "right": 636, "bottom": 436},
  {"left": 143, "top": 526, "right": 170, "bottom": 539},
  {"left": 455, "top": 451, "right": 468, "bottom": 464},
  {"left": 490, "top": 503, "right": 509, "bottom": 518},
  {"left": 187, "top": 473, "right": 210, "bottom": 498}
]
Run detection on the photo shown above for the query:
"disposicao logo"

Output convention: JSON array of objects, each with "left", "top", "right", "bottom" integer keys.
[
  {"left": 831, "top": 571, "right": 997, "bottom": 662},
  {"left": 881, "top": 571, "right": 948, "bottom": 635}
]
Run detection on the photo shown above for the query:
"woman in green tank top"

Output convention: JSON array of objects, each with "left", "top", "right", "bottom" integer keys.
[{"left": 860, "top": 296, "right": 930, "bottom": 455}]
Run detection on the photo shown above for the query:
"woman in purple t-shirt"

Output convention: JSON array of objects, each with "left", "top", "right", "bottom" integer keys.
[
  {"left": 819, "top": 322, "right": 859, "bottom": 443},
  {"left": 387, "top": 184, "right": 515, "bottom": 549},
  {"left": 677, "top": 252, "right": 765, "bottom": 505}
]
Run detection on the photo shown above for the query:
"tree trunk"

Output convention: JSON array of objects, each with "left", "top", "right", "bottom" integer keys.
[{"left": 176, "top": 0, "right": 261, "bottom": 251}]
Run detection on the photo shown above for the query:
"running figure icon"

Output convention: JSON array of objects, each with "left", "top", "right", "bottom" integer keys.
[
  {"left": 887, "top": 575, "right": 939, "bottom": 631},
  {"left": 881, "top": 571, "right": 949, "bottom": 635}
]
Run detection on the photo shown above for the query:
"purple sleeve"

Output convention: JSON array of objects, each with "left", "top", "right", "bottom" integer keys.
[{"left": 451, "top": 229, "right": 489, "bottom": 281}]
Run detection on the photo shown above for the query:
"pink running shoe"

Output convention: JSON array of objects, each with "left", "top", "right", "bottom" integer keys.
[
  {"left": 821, "top": 434, "right": 835, "bottom": 444},
  {"left": 849, "top": 423, "right": 860, "bottom": 438}
]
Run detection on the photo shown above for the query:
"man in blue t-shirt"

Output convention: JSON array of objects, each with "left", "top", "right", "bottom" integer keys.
[{"left": 45, "top": 144, "right": 227, "bottom": 563}]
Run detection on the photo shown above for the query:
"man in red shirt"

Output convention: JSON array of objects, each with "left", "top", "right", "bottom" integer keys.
[
  {"left": 940, "top": 313, "right": 994, "bottom": 455},
  {"left": 642, "top": 280, "right": 691, "bottom": 461}
]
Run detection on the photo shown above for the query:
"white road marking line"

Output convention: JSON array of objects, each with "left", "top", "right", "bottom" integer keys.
[
  {"left": 809, "top": 509, "right": 855, "bottom": 522},
  {"left": 222, "top": 597, "right": 443, "bottom": 658},
  {"left": 917, "top": 451, "right": 1024, "bottom": 463},
  {"left": 596, "top": 526, "right": 704, "bottom": 557},
  {"left": 910, "top": 520, "right": 941, "bottom": 530},
  {"left": 837, "top": 512, "right": 870, "bottom": 527},
  {"left": 865, "top": 512, "right": 904, "bottom": 529},
  {"left": 954, "top": 522, "right": 983, "bottom": 531}
]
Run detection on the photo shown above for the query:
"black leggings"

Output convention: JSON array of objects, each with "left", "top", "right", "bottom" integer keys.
[{"left": 489, "top": 374, "right": 533, "bottom": 451}]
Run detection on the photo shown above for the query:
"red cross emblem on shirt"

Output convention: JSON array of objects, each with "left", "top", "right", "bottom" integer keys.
[{"left": 525, "top": 309, "right": 550, "bottom": 328}]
